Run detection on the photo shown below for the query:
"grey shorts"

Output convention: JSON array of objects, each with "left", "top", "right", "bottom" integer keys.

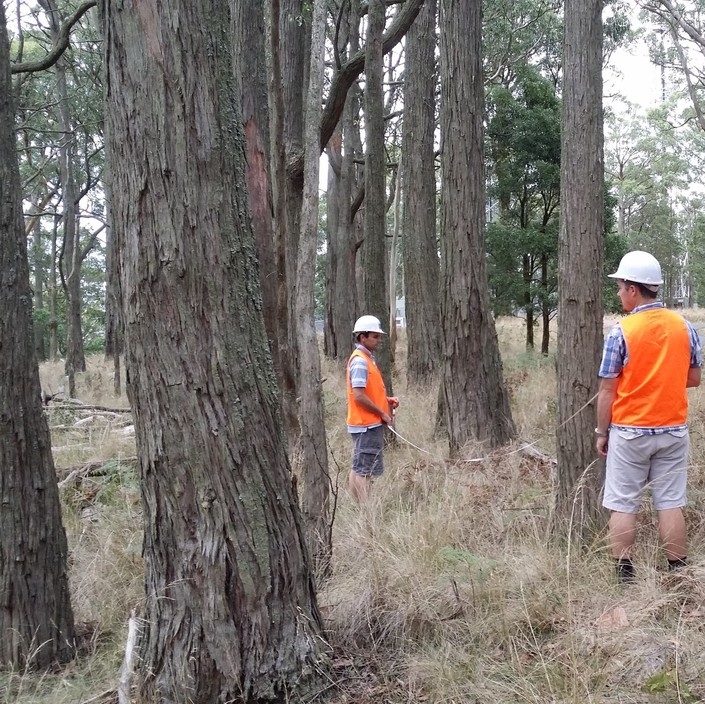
[
  {"left": 603, "top": 429, "right": 688, "bottom": 513},
  {"left": 351, "top": 425, "right": 385, "bottom": 478}
]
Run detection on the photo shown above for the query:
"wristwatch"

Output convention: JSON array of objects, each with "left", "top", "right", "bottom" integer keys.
[{"left": 594, "top": 428, "right": 608, "bottom": 437}]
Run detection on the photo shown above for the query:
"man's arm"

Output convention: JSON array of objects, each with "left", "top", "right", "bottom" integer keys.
[
  {"left": 352, "top": 388, "right": 391, "bottom": 424},
  {"left": 596, "top": 377, "right": 619, "bottom": 457},
  {"left": 687, "top": 367, "right": 701, "bottom": 388}
]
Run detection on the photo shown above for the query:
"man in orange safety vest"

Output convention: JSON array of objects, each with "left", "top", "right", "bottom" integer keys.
[
  {"left": 346, "top": 315, "right": 399, "bottom": 501},
  {"left": 596, "top": 251, "right": 701, "bottom": 583}
]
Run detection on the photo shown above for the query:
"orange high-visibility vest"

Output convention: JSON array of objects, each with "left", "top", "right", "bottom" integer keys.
[
  {"left": 346, "top": 348, "right": 389, "bottom": 427},
  {"left": 611, "top": 308, "right": 691, "bottom": 428}
]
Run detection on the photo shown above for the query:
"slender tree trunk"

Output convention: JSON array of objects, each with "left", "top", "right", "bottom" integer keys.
[
  {"left": 554, "top": 0, "right": 605, "bottom": 539},
  {"left": 104, "top": 204, "right": 122, "bottom": 396},
  {"left": 439, "top": 0, "right": 516, "bottom": 453},
  {"left": 402, "top": 0, "right": 440, "bottom": 385},
  {"left": 49, "top": 213, "right": 59, "bottom": 362},
  {"left": 32, "top": 217, "right": 47, "bottom": 361},
  {"left": 39, "top": 0, "right": 86, "bottom": 390},
  {"left": 0, "top": 7, "right": 75, "bottom": 668},
  {"left": 282, "top": 0, "right": 307, "bottom": 412},
  {"left": 270, "top": 0, "right": 302, "bottom": 441},
  {"left": 523, "top": 254, "right": 534, "bottom": 350},
  {"left": 363, "top": 0, "right": 392, "bottom": 389},
  {"left": 296, "top": 0, "right": 332, "bottom": 577},
  {"left": 541, "top": 253, "right": 550, "bottom": 355},
  {"left": 324, "top": 4, "right": 360, "bottom": 361},
  {"left": 389, "top": 163, "right": 401, "bottom": 364},
  {"left": 104, "top": 0, "right": 324, "bottom": 699}
]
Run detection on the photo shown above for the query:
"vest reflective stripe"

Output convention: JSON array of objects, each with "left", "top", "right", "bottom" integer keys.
[
  {"left": 346, "top": 349, "right": 388, "bottom": 427},
  {"left": 611, "top": 308, "right": 691, "bottom": 428}
]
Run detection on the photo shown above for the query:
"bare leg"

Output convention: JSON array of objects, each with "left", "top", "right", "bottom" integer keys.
[
  {"left": 609, "top": 511, "right": 638, "bottom": 559},
  {"left": 657, "top": 507, "right": 687, "bottom": 560},
  {"left": 348, "top": 470, "right": 371, "bottom": 502}
]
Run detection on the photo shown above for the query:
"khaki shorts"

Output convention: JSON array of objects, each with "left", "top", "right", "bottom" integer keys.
[
  {"left": 351, "top": 425, "right": 385, "bottom": 478},
  {"left": 603, "top": 429, "right": 688, "bottom": 513}
]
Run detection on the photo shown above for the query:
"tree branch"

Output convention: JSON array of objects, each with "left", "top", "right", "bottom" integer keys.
[
  {"left": 11, "top": 0, "right": 97, "bottom": 74},
  {"left": 320, "top": 0, "right": 424, "bottom": 152}
]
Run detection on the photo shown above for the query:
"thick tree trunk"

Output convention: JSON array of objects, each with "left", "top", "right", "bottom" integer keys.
[
  {"left": 401, "top": 0, "right": 440, "bottom": 385},
  {"left": 296, "top": 0, "right": 332, "bottom": 577},
  {"left": 554, "top": 0, "right": 605, "bottom": 539},
  {"left": 0, "top": 8, "right": 75, "bottom": 668},
  {"left": 104, "top": 1, "right": 324, "bottom": 700},
  {"left": 233, "top": 0, "right": 279, "bottom": 369},
  {"left": 439, "top": 0, "right": 516, "bottom": 453},
  {"left": 363, "top": 0, "right": 393, "bottom": 389}
]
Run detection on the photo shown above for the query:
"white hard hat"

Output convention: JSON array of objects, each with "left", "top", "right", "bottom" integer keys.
[
  {"left": 608, "top": 250, "right": 662, "bottom": 289},
  {"left": 353, "top": 315, "right": 385, "bottom": 335}
]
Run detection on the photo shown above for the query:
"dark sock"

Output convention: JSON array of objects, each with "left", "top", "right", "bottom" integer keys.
[
  {"left": 668, "top": 557, "right": 688, "bottom": 571},
  {"left": 615, "top": 558, "right": 635, "bottom": 584}
]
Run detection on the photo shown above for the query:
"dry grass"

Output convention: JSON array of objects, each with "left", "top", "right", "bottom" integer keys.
[{"left": 5, "top": 313, "right": 705, "bottom": 703}]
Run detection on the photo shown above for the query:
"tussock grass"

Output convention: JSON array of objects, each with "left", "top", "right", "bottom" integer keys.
[{"left": 7, "top": 314, "right": 705, "bottom": 703}]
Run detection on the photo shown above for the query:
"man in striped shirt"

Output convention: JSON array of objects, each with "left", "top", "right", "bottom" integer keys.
[{"left": 596, "top": 251, "right": 701, "bottom": 583}]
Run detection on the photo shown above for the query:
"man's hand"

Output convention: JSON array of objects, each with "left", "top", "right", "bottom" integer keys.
[
  {"left": 387, "top": 396, "right": 399, "bottom": 409},
  {"left": 596, "top": 436, "right": 608, "bottom": 457}
]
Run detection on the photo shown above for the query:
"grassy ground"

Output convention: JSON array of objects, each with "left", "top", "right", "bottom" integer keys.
[{"left": 4, "top": 314, "right": 705, "bottom": 703}]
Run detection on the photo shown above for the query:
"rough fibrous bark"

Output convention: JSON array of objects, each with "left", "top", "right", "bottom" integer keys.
[
  {"left": 104, "top": 0, "right": 324, "bottom": 699},
  {"left": 233, "top": 0, "right": 278, "bottom": 359},
  {"left": 295, "top": 0, "right": 332, "bottom": 576},
  {"left": 0, "top": 4, "right": 75, "bottom": 669},
  {"left": 439, "top": 0, "right": 516, "bottom": 453},
  {"left": 363, "top": 0, "right": 393, "bottom": 389},
  {"left": 402, "top": 0, "right": 440, "bottom": 385},
  {"left": 554, "top": 0, "right": 605, "bottom": 539}
]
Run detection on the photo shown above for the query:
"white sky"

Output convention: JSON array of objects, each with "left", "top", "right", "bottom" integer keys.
[{"left": 604, "top": 41, "right": 664, "bottom": 112}]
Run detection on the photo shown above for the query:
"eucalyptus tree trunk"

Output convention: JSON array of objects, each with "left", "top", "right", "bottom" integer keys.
[
  {"left": 324, "top": 3, "right": 361, "bottom": 361},
  {"left": 31, "top": 217, "right": 47, "bottom": 361},
  {"left": 48, "top": 213, "right": 59, "bottom": 361},
  {"left": 295, "top": 0, "right": 332, "bottom": 576},
  {"left": 104, "top": 208, "right": 122, "bottom": 396},
  {"left": 269, "top": 0, "right": 302, "bottom": 440},
  {"left": 104, "top": 0, "right": 324, "bottom": 699},
  {"left": 541, "top": 253, "right": 550, "bottom": 355},
  {"left": 363, "top": 0, "right": 393, "bottom": 389},
  {"left": 402, "top": 0, "right": 440, "bottom": 386},
  {"left": 554, "top": 0, "right": 605, "bottom": 540},
  {"left": 439, "top": 0, "right": 515, "bottom": 453},
  {"left": 233, "top": 0, "right": 278, "bottom": 366},
  {"left": 523, "top": 253, "right": 535, "bottom": 349},
  {"left": 0, "top": 7, "right": 75, "bottom": 668},
  {"left": 39, "top": 0, "right": 85, "bottom": 393}
]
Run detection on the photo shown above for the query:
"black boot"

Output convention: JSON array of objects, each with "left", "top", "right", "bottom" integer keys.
[{"left": 615, "top": 558, "right": 635, "bottom": 584}]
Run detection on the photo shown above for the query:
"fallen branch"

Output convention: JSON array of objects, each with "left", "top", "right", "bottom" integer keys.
[
  {"left": 48, "top": 402, "right": 132, "bottom": 413},
  {"left": 118, "top": 610, "right": 140, "bottom": 704},
  {"left": 56, "top": 457, "right": 138, "bottom": 485},
  {"left": 78, "top": 689, "right": 116, "bottom": 704}
]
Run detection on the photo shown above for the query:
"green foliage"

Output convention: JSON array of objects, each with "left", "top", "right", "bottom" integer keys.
[
  {"left": 437, "top": 547, "right": 497, "bottom": 582},
  {"left": 486, "top": 65, "right": 560, "bottom": 328},
  {"left": 641, "top": 670, "right": 697, "bottom": 701}
]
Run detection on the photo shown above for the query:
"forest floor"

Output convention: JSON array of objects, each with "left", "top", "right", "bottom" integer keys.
[{"left": 4, "top": 313, "right": 705, "bottom": 703}]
